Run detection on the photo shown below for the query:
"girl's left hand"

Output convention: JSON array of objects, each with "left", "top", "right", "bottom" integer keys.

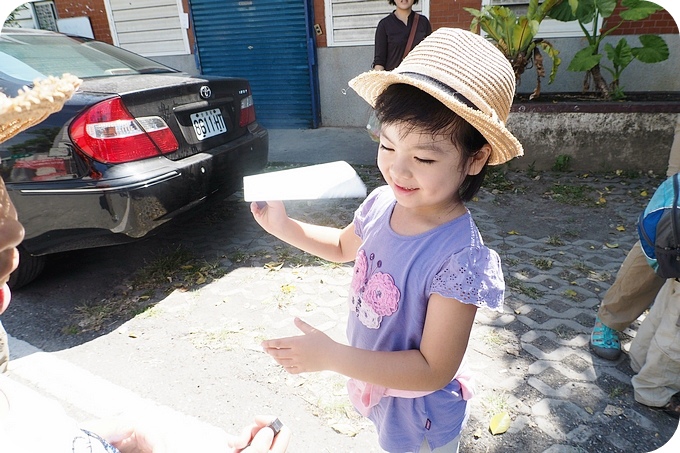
[
  {"left": 261, "top": 318, "right": 336, "bottom": 374},
  {"left": 249, "top": 200, "right": 289, "bottom": 236}
]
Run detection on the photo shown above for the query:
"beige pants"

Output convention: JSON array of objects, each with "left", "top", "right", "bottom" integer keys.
[
  {"left": 597, "top": 241, "right": 665, "bottom": 331},
  {"left": 629, "top": 279, "right": 680, "bottom": 407}
]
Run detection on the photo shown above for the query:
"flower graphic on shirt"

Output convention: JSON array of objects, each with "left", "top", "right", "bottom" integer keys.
[
  {"left": 364, "top": 272, "right": 399, "bottom": 316},
  {"left": 349, "top": 249, "right": 400, "bottom": 329},
  {"left": 358, "top": 305, "right": 381, "bottom": 329}
]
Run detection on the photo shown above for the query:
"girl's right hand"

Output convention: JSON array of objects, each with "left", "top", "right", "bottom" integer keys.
[{"left": 249, "top": 200, "right": 288, "bottom": 235}]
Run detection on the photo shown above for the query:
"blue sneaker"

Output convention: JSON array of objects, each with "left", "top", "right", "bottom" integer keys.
[{"left": 590, "top": 316, "right": 621, "bottom": 360}]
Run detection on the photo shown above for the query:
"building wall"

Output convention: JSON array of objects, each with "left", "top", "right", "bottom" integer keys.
[
  {"left": 52, "top": 0, "right": 197, "bottom": 74},
  {"left": 315, "top": 0, "right": 680, "bottom": 127},
  {"left": 428, "top": 0, "right": 479, "bottom": 30},
  {"left": 41, "top": 1, "right": 680, "bottom": 127},
  {"left": 608, "top": 4, "right": 678, "bottom": 35},
  {"left": 313, "top": 0, "right": 326, "bottom": 47},
  {"left": 54, "top": 0, "right": 112, "bottom": 43}
]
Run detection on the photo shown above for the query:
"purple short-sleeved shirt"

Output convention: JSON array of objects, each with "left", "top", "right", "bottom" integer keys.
[{"left": 348, "top": 186, "right": 504, "bottom": 452}]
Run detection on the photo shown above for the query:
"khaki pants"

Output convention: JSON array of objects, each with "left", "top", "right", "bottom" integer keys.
[
  {"left": 597, "top": 241, "right": 666, "bottom": 331},
  {"left": 629, "top": 279, "right": 680, "bottom": 407},
  {"left": 0, "top": 320, "right": 8, "bottom": 373}
]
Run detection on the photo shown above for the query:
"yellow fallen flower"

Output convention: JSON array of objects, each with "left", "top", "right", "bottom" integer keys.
[{"left": 489, "top": 411, "right": 511, "bottom": 435}]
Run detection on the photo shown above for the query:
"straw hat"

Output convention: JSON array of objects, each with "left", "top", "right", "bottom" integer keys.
[
  {"left": 350, "top": 28, "right": 523, "bottom": 165},
  {"left": 0, "top": 73, "right": 82, "bottom": 144}
]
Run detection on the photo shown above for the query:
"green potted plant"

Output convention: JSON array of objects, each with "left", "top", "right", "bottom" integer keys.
[
  {"left": 548, "top": 0, "right": 670, "bottom": 99},
  {"left": 465, "top": 0, "right": 566, "bottom": 99}
]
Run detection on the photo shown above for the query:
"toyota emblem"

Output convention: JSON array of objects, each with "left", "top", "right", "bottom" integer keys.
[{"left": 199, "top": 86, "right": 212, "bottom": 99}]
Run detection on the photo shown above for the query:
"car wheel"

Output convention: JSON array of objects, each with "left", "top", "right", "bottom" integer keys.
[{"left": 8, "top": 246, "right": 46, "bottom": 290}]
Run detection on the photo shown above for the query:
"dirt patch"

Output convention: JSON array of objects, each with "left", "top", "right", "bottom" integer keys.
[{"left": 477, "top": 167, "right": 662, "bottom": 242}]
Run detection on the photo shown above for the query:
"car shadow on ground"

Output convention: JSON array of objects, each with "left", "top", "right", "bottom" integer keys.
[{"left": 3, "top": 175, "right": 364, "bottom": 353}]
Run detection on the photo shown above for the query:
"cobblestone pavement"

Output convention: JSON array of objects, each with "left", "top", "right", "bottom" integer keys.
[{"left": 6, "top": 166, "right": 680, "bottom": 452}]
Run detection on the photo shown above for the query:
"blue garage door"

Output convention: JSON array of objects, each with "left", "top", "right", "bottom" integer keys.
[{"left": 190, "top": 0, "right": 319, "bottom": 128}]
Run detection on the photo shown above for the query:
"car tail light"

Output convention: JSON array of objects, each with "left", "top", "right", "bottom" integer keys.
[
  {"left": 239, "top": 94, "right": 256, "bottom": 127},
  {"left": 70, "top": 97, "right": 179, "bottom": 164}
]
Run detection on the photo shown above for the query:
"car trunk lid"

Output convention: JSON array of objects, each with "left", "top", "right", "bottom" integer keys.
[{"left": 78, "top": 74, "right": 256, "bottom": 161}]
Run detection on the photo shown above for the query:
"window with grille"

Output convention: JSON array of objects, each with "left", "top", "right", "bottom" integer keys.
[{"left": 33, "top": 1, "right": 58, "bottom": 32}]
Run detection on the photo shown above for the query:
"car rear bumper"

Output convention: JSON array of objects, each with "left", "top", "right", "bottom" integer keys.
[{"left": 10, "top": 127, "right": 268, "bottom": 255}]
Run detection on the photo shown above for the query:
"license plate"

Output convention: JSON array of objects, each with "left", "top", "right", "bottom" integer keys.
[{"left": 190, "top": 108, "right": 227, "bottom": 140}]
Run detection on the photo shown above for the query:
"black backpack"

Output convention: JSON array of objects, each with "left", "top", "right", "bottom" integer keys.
[{"left": 638, "top": 173, "right": 680, "bottom": 279}]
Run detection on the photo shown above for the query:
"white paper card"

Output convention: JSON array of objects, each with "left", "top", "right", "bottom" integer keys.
[{"left": 243, "top": 161, "right": 367, "bottom": 202}]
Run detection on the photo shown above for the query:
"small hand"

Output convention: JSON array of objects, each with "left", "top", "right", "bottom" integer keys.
[
  {"left": 261, "top": 318, "right": 337, "bottom": 374},
  {"left": 81, "top": 417, "right": 166, "bottom": 453},
  {"left": 108, "top": 429, "right": 163, "bottom": 453},
  {"left": 228, "top": 416, "right": 291, "bottom": 453},
  {"left": 250, "top": 200, "right": 289, "bottom": 235}
]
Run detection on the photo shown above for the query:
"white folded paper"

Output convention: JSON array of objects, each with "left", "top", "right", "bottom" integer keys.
[{"left": 243, "top": 161, "right": 367, "bottom": 202}]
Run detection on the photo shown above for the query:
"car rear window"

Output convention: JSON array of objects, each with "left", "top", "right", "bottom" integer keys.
[{"left": 0, "top": 33, "right": 178, "bottom": 82}]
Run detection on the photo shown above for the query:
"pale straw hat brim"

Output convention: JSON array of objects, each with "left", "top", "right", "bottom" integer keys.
[
  {"left": 349, "top": 28, "right": 523, "bottom": 165},
  {"left": 0, "top": 74, "right": 82, "bottom": 145}
]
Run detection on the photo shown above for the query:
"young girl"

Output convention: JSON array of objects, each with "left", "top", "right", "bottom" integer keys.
[{"left": 253, "top": 28, "right": 523, "bottom": 452}]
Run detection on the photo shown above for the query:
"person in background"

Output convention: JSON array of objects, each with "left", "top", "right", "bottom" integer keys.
[
  {"left": 626, "top": 172, "right": 680, "bottom": 419},
  {"left": 252, "top": 28, "right": 523, "bottom": 452},
  {"left": 0, "top": 76, "right": 290, "bottom": 453},
  {"left": 590, "top": 118, "right": 680, "bottom": 361},
  {"left": 372, "top": 0, "right": 432, "bottom": 71}
]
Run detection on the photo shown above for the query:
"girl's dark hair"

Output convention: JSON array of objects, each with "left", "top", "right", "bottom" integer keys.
[
  {"left": 374, "top": 83, "right": 489, "bottom": 202},
  {"left": 389, "top": 0, "right": 419, "bottom": 5}
]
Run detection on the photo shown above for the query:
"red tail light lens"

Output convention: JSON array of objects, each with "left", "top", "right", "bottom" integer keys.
[
  {"left": 70, "top": 97, "right": 179, "bottom": 164},
  {"left": 239, "top": 94, "right": 256, "bottom": 127}
]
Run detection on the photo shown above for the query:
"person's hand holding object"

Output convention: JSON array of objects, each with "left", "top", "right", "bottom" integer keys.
[{"left": 228, "top": 416, "right": 290, "bottom": 453}]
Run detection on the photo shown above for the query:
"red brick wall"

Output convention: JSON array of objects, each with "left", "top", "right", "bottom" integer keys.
[
  {"left": 54, "top": 0, "right": 112, "bottom": 43},
  {"left": 429, "top": 0, "right": 480, "bottom": 31},
  {"left": 313, "top": 0, "right": 327, "bottom": 47},
  {"left": 606, "top": 4, "right": 678, "bottom": 35}
]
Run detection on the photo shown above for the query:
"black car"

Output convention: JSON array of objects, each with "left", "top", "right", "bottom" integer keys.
[{"left": 0, "top": 28, "right": 268, "bottom": 288}]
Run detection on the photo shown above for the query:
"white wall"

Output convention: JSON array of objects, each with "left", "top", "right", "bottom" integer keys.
[
  {"left": 318, "top": 45, "right": 374, "bottom": 127},
  {"left": 318, "top": 33, "right": 680, "bottom": 127}
]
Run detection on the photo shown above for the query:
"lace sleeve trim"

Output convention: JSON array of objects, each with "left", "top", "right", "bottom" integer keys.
[{"left": 430, "top": 245, "right": 504, "bottom": 312}]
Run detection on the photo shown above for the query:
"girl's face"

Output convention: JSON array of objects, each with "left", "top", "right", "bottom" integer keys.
[{"left": 377, "top": 122, "right": 489, "bottom": 222}]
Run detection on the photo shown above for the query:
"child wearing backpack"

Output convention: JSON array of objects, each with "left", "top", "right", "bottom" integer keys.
[{"left": 632, "top": 172, "right": 680, "bottom": 419}]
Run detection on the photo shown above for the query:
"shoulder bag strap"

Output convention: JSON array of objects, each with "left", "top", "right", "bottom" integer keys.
[
  {"left": 672, "top": 173, "right": 679, "bottom": 246},
  {"left": 402, "top": 13, "right": 420, "bottom": 61}
]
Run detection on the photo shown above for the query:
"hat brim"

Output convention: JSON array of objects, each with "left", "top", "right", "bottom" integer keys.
[
  {"left": 0, "top": 74, "right": 81, "bottom": 145},
  {"left": 349, "top": 70, "right": 523, "bottom": 165}
]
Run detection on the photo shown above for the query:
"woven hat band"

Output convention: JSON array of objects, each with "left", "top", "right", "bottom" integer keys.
[
  {"left": 397, "top": 29, "right": 515, "bottom": 124},
  {"left": 400, "top": 72, "right": 480, "bottom": 112}
]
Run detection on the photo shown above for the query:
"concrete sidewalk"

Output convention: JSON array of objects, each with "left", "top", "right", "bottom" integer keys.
[{"left": 268, "top": 127, "right": 378, "bottom": 166}]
